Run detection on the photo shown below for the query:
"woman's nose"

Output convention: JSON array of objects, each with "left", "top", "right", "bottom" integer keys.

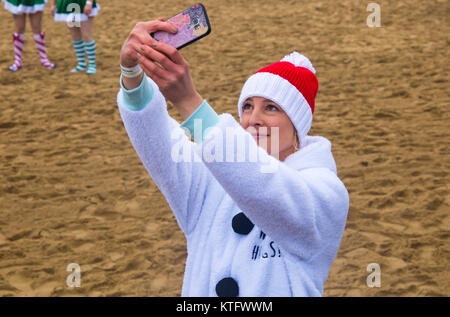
[{"left": 248, "top": 109, "right": 265, "bottom": 127}]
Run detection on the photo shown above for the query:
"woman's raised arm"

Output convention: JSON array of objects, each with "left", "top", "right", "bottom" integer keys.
[{"left": 117, "top": 20, "right": 212, "bottom": 235}]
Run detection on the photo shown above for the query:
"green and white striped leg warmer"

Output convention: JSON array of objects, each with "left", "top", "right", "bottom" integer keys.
[
  {"left": 85, "top": 40, "right": 97, "bottom": 74},
  {"left": 72, "top": 40, "right": 87, "bottom": 72}
]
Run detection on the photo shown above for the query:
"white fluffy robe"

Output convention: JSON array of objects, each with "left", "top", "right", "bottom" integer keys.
[{"left": 117, "top": 78, "right": 349, "bottom": 297}]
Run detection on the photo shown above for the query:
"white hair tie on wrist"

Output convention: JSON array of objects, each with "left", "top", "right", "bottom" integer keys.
[
  {"left": 86, "top": 1, "right": 93, "bottom": 5},
  {"left": 120, "top": 64, "right": 143, "bottom": 78}
]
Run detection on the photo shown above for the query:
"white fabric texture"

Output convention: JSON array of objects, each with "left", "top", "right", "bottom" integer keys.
[
  {"left": 281, "top": 51, "right": 316, "bottom": 74},
  {"left": 117, "top": 77, "right": 349, "bottom": 297},
  {"left": 54, "top": 5, "right": 100, "bottom": 22},
  {"left": 3, "top": 0, "right": 47, "bottom": 14}
]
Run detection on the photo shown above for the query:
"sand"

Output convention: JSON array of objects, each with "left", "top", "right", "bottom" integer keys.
[{"left": 0, "top": 0, "right": 448, "bottom": 296}]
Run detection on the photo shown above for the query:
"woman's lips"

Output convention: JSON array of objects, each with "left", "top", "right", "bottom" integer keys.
[
  {"left": 251, "top": 133, "right": 269, "bottom": 137},
  {"left": 247, "top": 128, "right": 270, "bottom": 140},
  {"left": 251, "top": 133, "right": 270, "bottom": 142}
]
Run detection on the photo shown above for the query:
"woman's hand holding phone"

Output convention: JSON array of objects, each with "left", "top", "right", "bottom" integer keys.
[
  {"left": 120, "top": 19, "right": 176, "bottom": 90},
  {"left": 120, "top": 19, "right": 176, "bottom": 69},
  {"left": 120, "top": 19, "right": 203, "bottom": 120}
]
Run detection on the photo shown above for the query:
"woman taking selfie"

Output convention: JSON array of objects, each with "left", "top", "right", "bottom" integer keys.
[{"left": 117, "top": 20, "right": 349, "bottom": 297}]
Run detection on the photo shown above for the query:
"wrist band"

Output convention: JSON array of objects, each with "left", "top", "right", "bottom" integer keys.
[
  {"left": 120, "top": 64, "right": 143, "bottom": 78},
  {"left": 86, "top": 1, "right": 93, "bottom": 5}
]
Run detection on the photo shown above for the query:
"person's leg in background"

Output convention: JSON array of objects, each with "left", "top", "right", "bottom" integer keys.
[
  {"left": 67, "top": 24, "right": 87, "bottom": 73},
  {"left": 9, "top": 14, "right": 26, "bottom": 72},
  {"left": 81, "top": 17, "right": 97, "bottom": 74},
  {"left": 29, "top": 11, "right": 56, "bottom": 69}
]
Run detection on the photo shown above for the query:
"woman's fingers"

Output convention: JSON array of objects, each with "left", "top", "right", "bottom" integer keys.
[
  {"left": 139, "top": 59, "right": 167, "bottom": 88},
  {"left": 121, "top": 19, "right": 179, "bottom": 72},
  {"left": 139, "top": 20, "right": 177, "bottom": 35},
  {"left": 129, "top": 20, "right": 179, "bottom": 52},
  {"left": 126, "top": 41, "right": 146, "bottom": 64},
  {"left": 127, "top": 24, "right": 153, "bottom": 46},
  {"left": 151, "top": 40, "right": 186, "bottom": 66},
  {"left": 139, "top": 44, "right": 178, "bottom": 73},
  {"left": 137, "top": 48, "right": 173, "bottom": 82}
]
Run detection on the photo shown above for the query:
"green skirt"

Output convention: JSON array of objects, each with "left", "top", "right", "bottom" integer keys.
[
  {"left": 54, "top": 0, "right": 99, "bottom": 22},
  {"left": 2, "top": 0, "right": 47, "bottom": 14}
]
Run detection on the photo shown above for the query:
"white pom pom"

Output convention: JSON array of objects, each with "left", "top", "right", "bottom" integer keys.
[{"left": 280, "top": 51, "right": 316, "bottom": 74}]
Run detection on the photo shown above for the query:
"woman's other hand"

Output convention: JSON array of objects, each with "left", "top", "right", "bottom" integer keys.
[{"left": 83, "top": 1, "right": 92, "bottom": 16}]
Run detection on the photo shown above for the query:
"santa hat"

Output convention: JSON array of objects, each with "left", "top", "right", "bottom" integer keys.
[{"left": 237, "top": 52, "right": 319, "bottom": 149}]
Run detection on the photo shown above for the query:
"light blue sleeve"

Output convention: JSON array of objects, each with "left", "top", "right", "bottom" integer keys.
[
  {"left": 119, "top": 74, "right": 154, "bottom": 111},
  {"left": 180, "top": 100, "right": 219, "bottom": 143},
  {"left": 120, "top": 73, "right": 219, "bottom": 141}
]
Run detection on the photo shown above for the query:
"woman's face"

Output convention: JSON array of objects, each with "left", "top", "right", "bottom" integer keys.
[{"left": 240, "top": 97, "right": 297, "bottom": 161}]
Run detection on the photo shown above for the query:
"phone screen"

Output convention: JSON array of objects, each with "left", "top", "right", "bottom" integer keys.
[{"left": 151, "top": 3, "right": 211, "bottom": 50}]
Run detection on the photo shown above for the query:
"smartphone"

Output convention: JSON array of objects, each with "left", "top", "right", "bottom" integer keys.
[{"left": 151, "top": 3, "right": 211, "bottom": 50}]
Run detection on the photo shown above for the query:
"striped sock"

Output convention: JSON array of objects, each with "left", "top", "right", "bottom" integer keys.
[
  {"left": 72, "top": 40, "right": 87, "bottom": 72},
  {"left": 34, "top": 32, "right": 56, "bottom": 69},
  {"left": 85, "top": 40, "right": 97, "bottom": 74},
  {"left": 9, "top": 33, "right": 24, "bottom": 72}
]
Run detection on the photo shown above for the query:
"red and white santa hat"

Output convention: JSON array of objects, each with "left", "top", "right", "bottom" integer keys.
[{"left": 237, "top": 52, "right": 319, "bottom": 148}]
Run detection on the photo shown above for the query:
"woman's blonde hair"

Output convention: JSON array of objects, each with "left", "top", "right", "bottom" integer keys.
[{"left": 293, "top": 130, "right": 300, "bottom": 151}]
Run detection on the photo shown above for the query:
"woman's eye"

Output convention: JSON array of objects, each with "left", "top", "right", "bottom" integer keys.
[
  {"left": 242, "top": 103, "right": 253, "bottom": 110},
  {"left": 267, "top": 105, "right": 278, "bottom": 111}
]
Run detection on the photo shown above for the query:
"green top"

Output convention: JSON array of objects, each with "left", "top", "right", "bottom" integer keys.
[
  {"left": 4, "top": 0, "right": 46, "bottom": 6},
  {"left": 56, "top": 0, "right": 98, "bottom": 13}
]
